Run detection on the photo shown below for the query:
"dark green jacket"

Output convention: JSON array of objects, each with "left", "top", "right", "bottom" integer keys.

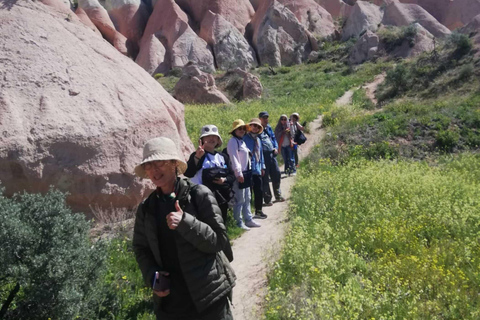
[{"left": 132, "top": 178, "right": 236, "bottom": 313}]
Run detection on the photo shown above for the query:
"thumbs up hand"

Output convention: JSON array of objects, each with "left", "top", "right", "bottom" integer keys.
[{"left": 166, "top": 200, "right": 183, "bottom": 230}]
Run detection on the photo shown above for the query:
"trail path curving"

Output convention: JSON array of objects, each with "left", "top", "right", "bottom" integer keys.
[{"left": 230, "top": 74, "right": 385, "bottom": 319}]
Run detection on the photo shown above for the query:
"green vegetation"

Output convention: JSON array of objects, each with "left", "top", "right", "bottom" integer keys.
[
  {"left": 265, "top": 155, "right": 480, "bottom": 319},
  {"left": 378, "top": 25, "right": 418, "bottom": 53}
]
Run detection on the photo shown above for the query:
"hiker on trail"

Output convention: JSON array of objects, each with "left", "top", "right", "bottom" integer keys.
[
  {"left": 132, "top": 137, "right": 236, "bottom": 320},
  {"left": 290, "top": 112, "right": 305, "bottom": 168},
  {"left": 258, "top": 111, "right": 285, "bottom": 205},
  {"left": 243, "top": 118, "right": 268, "bottom": 220},
  {"left": 227, "top": 119, "right": 262, "bottom": 231},
  {"left": 274, "top": 114, "right": 296, "bottom": 176},
  {"left": 184, "top": 125, "right": 235, "bottom": 225}
]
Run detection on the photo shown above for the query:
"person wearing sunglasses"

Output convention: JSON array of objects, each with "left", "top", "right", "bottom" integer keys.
[
  {"left": 274, "top": 114, "right": 296, "bottom": 176},
  {"left": 184, "top": 125, "right": 235, "bottom": 226},
  {"left": 132, "top": 137, "right": 235, "bottom": 320},
  {"left": 227, "top": 119, "right": 261, "bottom": 231}
]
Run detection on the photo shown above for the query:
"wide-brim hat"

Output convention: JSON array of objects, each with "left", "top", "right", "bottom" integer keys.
[
  {"left": 134, "top": 137, "right": 187, "bottom": 178},
  {"left": 248, "top": 118, "right": 264, "bottom": 134},
  {"left": 291, "top": 112, "right": 300, "bottom": 120},
  {"left": 199, "top": 124, "right": 223, "bottom": 148},
  {"left": 230, "top": 119, "right": 249, "bottom": 134}
]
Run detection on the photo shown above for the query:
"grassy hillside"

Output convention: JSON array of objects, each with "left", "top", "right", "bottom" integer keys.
[{"left": 264, "top": 34, "right": 480, "bottom": 319}]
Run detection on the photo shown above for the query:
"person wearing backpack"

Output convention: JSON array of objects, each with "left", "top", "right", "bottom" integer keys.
[
  {"left": 132, "top": 137, "right": 236, "bottom": 319},
  {"left": 227, "top": 119, "right": 261, "bottom": 231},
  {"left": 290, "top": 113, "right": 305, "bottom": 168},
  {"left": 274, "top": 114, "right": 296, "bottom": 176},
  {"left": 184, "top": 125, "right": 235, "bottom": 225},
  {"left": 243, "top": 118, "right": 268, "bottom": 220}
]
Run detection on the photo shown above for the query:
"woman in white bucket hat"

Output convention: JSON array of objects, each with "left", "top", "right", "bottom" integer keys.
[
  {"left": 184, "top": 125, "right": 235, "bottom": 225},
  {"left": 132, "top": 137, "right": 235, "bottom": 319}
]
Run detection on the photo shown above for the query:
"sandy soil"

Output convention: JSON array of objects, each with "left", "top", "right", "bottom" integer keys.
[{"left": 230, "top": 116, "right": 325, "bottom": 319}]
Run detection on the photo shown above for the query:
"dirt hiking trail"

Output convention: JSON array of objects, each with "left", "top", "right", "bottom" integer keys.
[{"left": 230, "top": 76, "right": 384, "bottom": 319}]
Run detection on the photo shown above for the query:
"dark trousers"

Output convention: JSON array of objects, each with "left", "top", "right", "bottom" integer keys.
[
  {"left": 219, "top": 202, "right": 228, "bottom": 227},
  {"left": 262, "top": 151, "right": 282, "bottom": 203},
  {"left": 251, "top": 174, "right": 263, "bottom": 213},
  {"left": 155, "top": 296, "right": 232, "bottom": 320}
]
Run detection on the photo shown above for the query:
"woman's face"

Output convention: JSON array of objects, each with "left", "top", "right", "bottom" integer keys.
[
  {"left": 201, "top": 135, "right": 219, "bottom": 152},
  {"left": 144, "top": 160, "right": 177, "bottom": 192},
  {"left": 250, "top": 123, "right": 262, "bottom": 134},
  {"left": 234, "top": 126, "right": 246, "bottom": 137},
  {"left": 280, "top": 117, "right": 288, "bottom": 126}
]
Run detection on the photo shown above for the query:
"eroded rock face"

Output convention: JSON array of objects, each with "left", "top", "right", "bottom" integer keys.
[
  {"left": 78, "top": 0, "right": 129, "bottom": 55},
  {"left": 0, "top": 0, "right": 193, "bottom": 213},
  {"left": 242, "top": 72, "right": 263, "bottom": 100},
  {"left": 387, "top": 23, "right": 434, "bottom": 58},
  {"left": 136, "top": 0, "right": 215, "bottom": 75},
  {"left": 173, "top": 64, "right": 230, "bottom": 104},
  {"left": 382, "top": 1, "right": 451, "bottom": 38},
  {"left": 278, "top": 0, "right": 336, "bottom": 39},
  {"left": 342, "top": 1, "right": 383, "bottom": 41},
  {"left": 314, "top": 0, "right": 353, "bottom": 19},
  {"left": 105, "top": 0, "right": 150, "bottom": 59},
  {"left": 199, "top": 11, "right": 258, "bottom": 70},
  {"left": 175, "top": 0, "right": 255, "bottom": 34},
  {"left": 250, "top": 0, "right": 311, "bottom": 67},
  {"left": 75, "top": 7, "right": 102, "bottom": 35},
  {"left": 460, "top": 14, "right": 480, "bottom": 48},
  {"left": 349, "top": 30, "right": 379, "bottom": 64}
]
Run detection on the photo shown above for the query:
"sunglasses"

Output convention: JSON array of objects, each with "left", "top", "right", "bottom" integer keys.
[
  {"left": 250, "top": 124, "right": 262, "bottom": 128},
  {"left": 280, "top": 118, "right": 287, "bottom": 121},
  {"left": 143, "top": 160, "right": 169, "bottom": 171},
  {"left": 202, "top": 126, "right": 218, "bottom": 133},
  {"left": 236, "top": 126, "right": 247, "bottom": 131}
]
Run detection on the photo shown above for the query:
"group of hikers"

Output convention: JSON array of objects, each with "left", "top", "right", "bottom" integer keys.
[{"left": 132, "top": 111, "right": 305, "bottom": 319}]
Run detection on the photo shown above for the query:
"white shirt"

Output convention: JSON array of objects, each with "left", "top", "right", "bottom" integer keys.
[
  {"left": 227, "top": 136, "right": 250, "bottom": 178},
  {"left": 191, "top": 152, "right": 227, "bottom": 185}
]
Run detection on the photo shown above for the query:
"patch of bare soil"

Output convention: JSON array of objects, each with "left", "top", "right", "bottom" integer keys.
[{"left": 362, "top": 72, "right": 386, "bottom": 106}]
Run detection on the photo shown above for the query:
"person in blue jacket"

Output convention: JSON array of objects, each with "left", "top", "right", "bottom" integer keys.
[
  {"left": 243, "top": 118, "right": 268, "bottom": 219},
  {"left": 258, "top": 111, "right": 285, "bottom": 205}
]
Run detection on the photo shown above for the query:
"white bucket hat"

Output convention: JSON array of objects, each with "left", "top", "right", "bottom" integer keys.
[
  {"left": 199, "top": 124, "right": 223, "bottom": 148},
  {"left": 134, "top": 137, "right": 187, "bottom": 178}
]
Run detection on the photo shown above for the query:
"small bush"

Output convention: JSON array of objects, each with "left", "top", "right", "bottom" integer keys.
[
  {"left": 447, "top": 32, "right": 472, "bottom": 58},
  {"left": 322, "top": 111, "right": 338, "bottom": 127},
  {"left": 153, "top": 73, "right": 164, "bottom": 79},
  {"left": 378, "top": 25, "right": 417, "bottom": 52},
  {"left": 168, "top": 68, "right": 182, "bottom": 77},
  {"left": 436, "top": 129, "right": 460, "bottom": 151}
]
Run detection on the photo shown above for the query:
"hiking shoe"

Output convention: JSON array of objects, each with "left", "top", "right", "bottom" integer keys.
[
  {"left": 238, "top": 223, "right": 250, "bottom": 231},
  {"left": 274, "top": 197, "right": 286, "bottom": 202},
  {"left": 245, "top": 219, "right": 261, "bottom": 228},
  {"left": 264, "top": 202, "right": 273, "bottom": 207},
  {"left": 291, "top": 172, "right": 297, "bottom": 176},
  {"left": 253, "top": 211, "right": 268, "bottom": 219}
]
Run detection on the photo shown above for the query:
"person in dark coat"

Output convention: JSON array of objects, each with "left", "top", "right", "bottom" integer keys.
[
  {"left": 132, "top": 137, "right": 236, "bottom": 320},
  {"left": 184, "top": 124, "right": 235, "bottom": 224}
]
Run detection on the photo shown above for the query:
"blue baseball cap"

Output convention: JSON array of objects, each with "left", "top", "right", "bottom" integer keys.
[{"left": 259, "top": 111, "right": 269, "bottom": 118}]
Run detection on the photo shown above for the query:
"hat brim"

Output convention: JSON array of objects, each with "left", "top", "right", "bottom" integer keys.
[
  {"left": 248, "top": 122, "right": 264, "bottom": 134},
  {"left": 230, "top": 124, "right": 250, "bottom": 134},
  {"left": 134, "top": 155, "right": 188, "bottom": 179}
]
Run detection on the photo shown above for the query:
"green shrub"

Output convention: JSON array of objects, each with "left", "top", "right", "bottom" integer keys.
[
  {"left": 0, "top": 188, "right": 107, "bottom": 319},
  {"left": 153, "top": 73, "right": 164, "bottom": 79},
  {"left": 447, "top": 32, "right": 472, "bottom": 58},
  {"left": 378, "top": 25, "right": 417, "bottom": 52},
  {"left": 436, "top": 129, "right": 460, "bottom": 151},
  {"left": 352, "top": 88, "right": 375, "bottom": 110}
]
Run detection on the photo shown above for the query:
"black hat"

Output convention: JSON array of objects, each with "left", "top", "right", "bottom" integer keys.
[{"left": 258, "top": 111, "right": 269, "bottom": 118}]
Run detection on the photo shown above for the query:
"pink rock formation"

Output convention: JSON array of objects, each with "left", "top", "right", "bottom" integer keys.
[
  {"left": 75, "top": 7, "right": 102, "bottom": 35},
  {"left": 78, "top": 0, "right": 129, "bottom": 55},
  {"left": 459, "top": 14, "right": 480, "bottom": 47},
  {"left": 278, "top": 0, "right": 337, "bottom": 39},
  {"left": 388, "top": 23, "right": 434, "bottom": 58},
  {"left": 398, "top": 0, "right": 480, "bottom": 30},
  {"left": 199, "top": 11, "right": 258, "bottom": 70},
  {"left": 349, "top": 30, "right": 379, "bottom": 64},
  {"left": 0, "top": 0, "right": 193, "bottom": 213},
  {"left": 173, "top": 64, "right": 230, "bottom": 104},
  {"left": 40, "top": 0, "right": 75, "bottom": 15},
  {"left": 242, "top": 72, "right": 263, "bottom": 100},
  {"left": 175, "top": 0, "right": 255, "bottom": 34},
  {"left": 382, "top": 1, "right": 451, "bottom": 38},
  {"left": 250, "top": 0, "right": 311, "bottom": 67},
  {"left": 105, "top": 0, "right": 150, "bottom": 59},
  {"left": 314, "top": 0, "right": 353, "bottom": 19},
  {"left": 342, "top": 1, "right": 383, "bottom": 41},
  {"left": 136, "top": 0, "right": 215, "bottom": 75}
]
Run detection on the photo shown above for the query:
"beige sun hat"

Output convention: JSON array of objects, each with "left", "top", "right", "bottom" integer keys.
[
  {"left": 247, "top": 118, "right": 264, "bottom": 134},
  {"left": 199, "top": 124, "right": 223, "bottom": 148},
  {"left": 290, "top": 112, "right": 300, "bottom": 120},
  {"left": 229, "top": 119, "right": 249, "bottom": 134},
  {"left": 134, "top": 137, "right": 187, "bottom": 178}
]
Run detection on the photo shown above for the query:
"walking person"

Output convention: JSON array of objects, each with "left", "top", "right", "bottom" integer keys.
[
  {"left": 274, "top": 114, "right": 296, "bottom": 176},
  {"left": 258, "top": 111, "right": 285, "bottom": 205},
  {"left": 227, "top": 119, "right": 261, "bottom": 231},
  {"left": 132, "top": 137, "right": 236, "bottom": 320},
  {"left": 290, "top": 113, "right": 305, "bottom": 168},
  {"left": 184, "top": 125, "right": 235, "bottom": 225},
  {"left": 243, "top": 118, "right": 268, "bottom": 219}
]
